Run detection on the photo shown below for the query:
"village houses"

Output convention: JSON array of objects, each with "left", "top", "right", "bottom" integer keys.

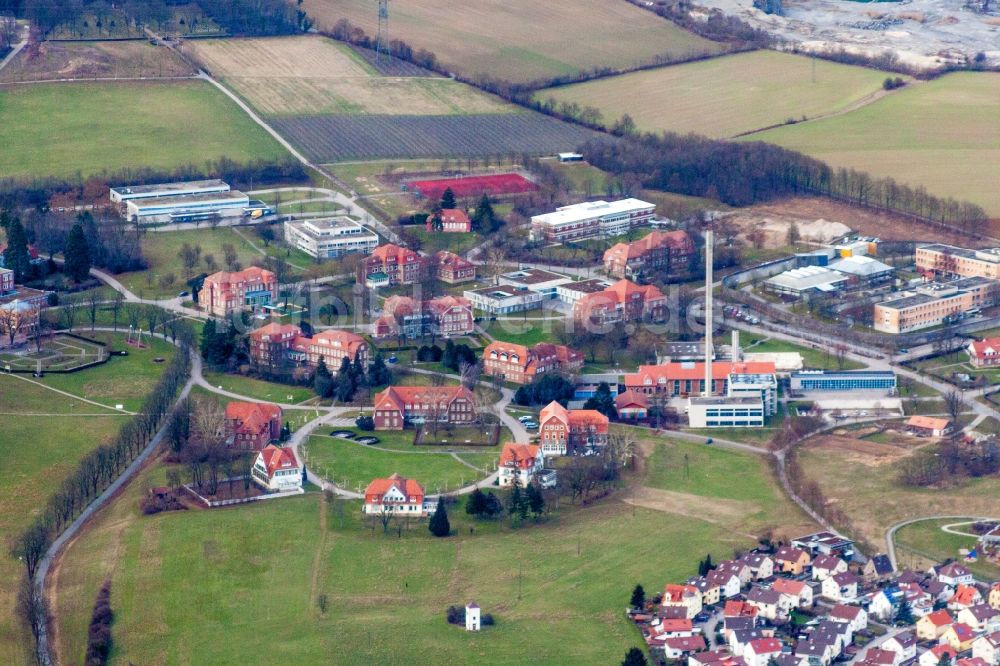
[{"left": 251, "top": 444, "right": 302, "bottom": 493}]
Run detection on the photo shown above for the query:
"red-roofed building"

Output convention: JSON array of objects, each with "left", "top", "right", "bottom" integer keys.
[
  {"left": 951, "top": 585, "right": 985, "bottom": 611},
  {"left": 373, "top": 385, "right": 477, "bottom": 430},
  {"left": 427, "top": 208, "right": 472, "bottom": 233},
  {"left": 357, "top": 243, "right": 427, "bottom": 287},
  {"left": 773, "top": 577, "right": 813, "bottom": 608},
  {"left": 920, "top": 645, "right": 957, "bottom": 666},
  {"left": 573, "top": 279, "right": 666, "bottom": 326},
  {"left": 433, "top": 250, "right": 476, "bottom": 284},
  {"left": 363, "top": 472, "right": 428, "bottom": 516},
  {"left": 661, "top": 635, "right": 707, "bottom": 659},
  {"left": 202, "top": 266, "right": 277, "bottom": 318},
  {"left": 859, "top": 648, "right": 899, "bottom": 666},
  {"left": 745, "top": 638, "right": 783, "bottom": 666},
  {"left": 251, "top": 444, "right": 301, "bottom": 492},
  {"left": 483, "top": 341, "right": 583, "bottom": 384},
  {"left": 625, "top": 361, "right": 777, "bottom": 398},
  {"left": 724, "top": 600, "right": 759, "bottom": 619},
  {"left": 538, "top": 400, "right": 609, "bottom": 455},
  {"left": 247, "top": 323, "right": 367, "bottom": 373},
  {"left": 941, "top": 622, "right": 978, "bottom": 652},
  {"left": 907, "top": 416, "right": 955, "bottom": 438},
  {"left": 373, "top": 295, "right": 473, "bottom": 339},
  {"left": 968, "top": 337, "right": 1000, "bottom": 368},
  {"left": 918, "top": 610, "right": 955, "bottom": 641},
  {"left": 498, "top": 443, "right": 544, "bottom": 487},
  {"left": 603, "top": 229, "right": 695, "bottom": 280},
  {"left": 615, "top": 389, "right": 649, "bottom": 420},
  {"left": 225, "top": 401, "right": 282, "bottom": 450},
  {"left": 664, "top": 584, "right": 703, "bottom": 619}
]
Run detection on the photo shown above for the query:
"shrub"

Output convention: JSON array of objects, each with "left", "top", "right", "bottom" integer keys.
[
  {"left": 355, "top": 414, "right": 375, "bottom": 431},
  {"left": 446, "top": 605, "right": 465, "bottom": 625},
  {"left": 84, "top": 580, "right": 113, "bottom": 666}
]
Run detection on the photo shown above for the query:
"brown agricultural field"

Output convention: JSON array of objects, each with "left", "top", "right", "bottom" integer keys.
[
  {"left": 0, "top": 40, "right": 195, "bottom": 83},
  {"left": 302, "top": 0, "right": 726, "bottom": 84},
  {"left": 184, "top": 35, "right": 510, "bottom": 116}
]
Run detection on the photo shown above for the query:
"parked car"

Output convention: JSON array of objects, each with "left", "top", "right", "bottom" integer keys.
[
  {"left": 518, "top": 415, "right": 533, "bottom": 423},
  {"left": 387, "top": 355, "right": 398, "bottom": 364},
  {"left": 177, "top": 291, "right": 189, "bottom": 298},
  {"left": 523, "top": 421, "right": 539, "bottom": 430}
]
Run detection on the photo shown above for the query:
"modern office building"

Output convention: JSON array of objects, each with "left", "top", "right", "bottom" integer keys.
[
  {"left": 789, "top": 370, "right": 897, "bottom": 393},
  {"left": 123, "top": 190, "right": 265, "bottom": 225},
  {"left": 873, "top": 277, "right": 997, "bottom": 334},
  {"left": 463, "top": 284, "right": 545, "bottom": 314},
  {"left": 916, "top": 244, "right": 1000, "bottom": 280},
  {"left": 284, "top": 217, "right": 379, "bottom": 259},
  {"left": 529, "top": 198, "right": 656, "bottom": 243},
  {"left": 686, "top": 396, "right": 765, "bottom": 428},
  {"left": 764, "top": 266, "right": 850, "bottom": 297}
]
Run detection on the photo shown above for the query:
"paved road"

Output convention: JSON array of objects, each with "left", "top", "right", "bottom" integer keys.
[
  {"left": 0, "top": 24, "right": 29, "bottom": 74},
  {"left": 884, "top": 514, "right": 995, "bottom": 572}
]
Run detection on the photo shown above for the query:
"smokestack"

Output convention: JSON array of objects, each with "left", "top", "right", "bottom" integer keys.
[
  {"left": 732, "top": 329, "right": 740, "bottom": 363},
  {"left": 704, "top": 228, "right": 713, "bottom": 397}
]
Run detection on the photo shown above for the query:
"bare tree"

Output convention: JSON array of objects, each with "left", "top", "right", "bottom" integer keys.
[
  {"left": 485, "top": 246, "right": 507, "bottom": 286},
  {"left": 459, "top": 360, "right": 481, "bottom": 390},
  {"left": 944, "top": 389, "right": 967, "bottom": 424},
  {"left": 61, "top": 297, "right": 80, "bottom": 332},
  {"left": 110, "top": 291, "right": 124, "bottom": 331},
  {"left": 124, "top": 302, "right": 142, "bottom": 331},
  {"left": 87, "top": 290, "right": 101, "bottom": 331},
  {"left": 0, "top": 305, "right": 26, "bottom": 347}
]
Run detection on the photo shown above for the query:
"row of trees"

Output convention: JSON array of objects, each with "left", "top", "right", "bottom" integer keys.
[
  {"left": 14, "top": 310, "right": 193, "bottom": 652},
  {"left": 7, "top": 0, "right": 306, "bottom": 38},
  {"left": 582, "top": 134, "right": 988, "bottom": 233}
]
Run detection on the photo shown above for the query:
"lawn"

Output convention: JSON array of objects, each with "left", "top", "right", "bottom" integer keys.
[
  {"left": 302, "top": 434, "right": 496, "bottom": 494},
  {"left": 0, "top": 378, "right": 127, "bottom": 665},
  {"left": 0, "top": 40, "right": 195, "bottom": 83},
  {"left": 747, "top": 72, "right": 1000, "bottom": 216},
  {"left": 303, "top": 0, "right": 726, "bottom": 85},
  {"left": 0, "top": 80, "right": 288, "bottom": 180},
  {"left": 535, "top": 50, "right": 897, "bottom": 139},
  {"left": 52, "top": 422, "right": 811, "bottom": 664},
  {"left": 117, "top": 227, "right": 280, "bottom": 300},
  {"left": 202, "top": 371, "right": 316, "bottom": 404},
  {"left": 411, "top": 228, "right": 484, "bottom": 255},
  {"left": 894, "top": 519, "right": 1000, "bottom": 580},
  {"left": 30, "top": 331, "right": 177, "bottom": 412},
  {"left": 480, "top": 318, "right": 566, "bottom": 347},
  {"left": 186, "top": 35, "right": 511, "bottom": 117}
]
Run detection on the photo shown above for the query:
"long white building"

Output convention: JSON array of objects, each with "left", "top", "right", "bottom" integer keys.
[
  {"left": 529, "top": 198, "right": 656, "bottom": 243},
  {"left": 110, "top": 179, "right": 230, "bottom": 203},
  {"left": 124, "top": 190, "right": 261, "bottom": 225},
  {"left": 284, "top": 217, "right": 379, "bottom": 259}
]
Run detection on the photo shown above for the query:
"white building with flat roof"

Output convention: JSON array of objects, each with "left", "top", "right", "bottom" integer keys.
[
  {"left": 687, "top": 396, "right": 765, "bottom": 428},
  {"left": 284, "top": 217, "right": 379, "bottom": 259},
  {"left": 110, "top": 179, "right": 230, "bottom": 203},
  {"left": 529, "top": 198, "right": 656, "bottom": 243},
  {"left": 464, "top": 285, "right": 544, "bottom": 314},
  {"left": 764, "top": 265, "right": 850, "bottom": 296},
  {"left": 124, "top": 190, "right": 255, "bottom": 225}
]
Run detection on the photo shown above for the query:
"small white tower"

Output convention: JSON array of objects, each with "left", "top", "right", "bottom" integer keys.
[{"left": 465, "top": 602, "right": 481, "bottom": 631}]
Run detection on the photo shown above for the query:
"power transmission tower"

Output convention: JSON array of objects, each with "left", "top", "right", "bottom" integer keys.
[{"left": 375, "top": 0, "right": 389, "bottom": 67}]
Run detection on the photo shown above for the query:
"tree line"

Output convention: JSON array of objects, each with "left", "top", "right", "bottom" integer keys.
[
  {"left": 12, "top": 311, "right": 193, "bottom": 654},
  {"left": 581, "top": 134, "right": 987, "bottom": 231},
  {"left": 3, "top": 0, "right": 308, "bottom": 38}
]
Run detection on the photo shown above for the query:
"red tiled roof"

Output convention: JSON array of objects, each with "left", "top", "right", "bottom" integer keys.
[
  {"left": 364, "top": 472, "right": 425, "bottom": 502},
  {"left": 773, "top": 578, "right": 807, "bottom": 596},
  {"left": 615, "top": 389, "right": 649, "bottom": 409},
  {"left": 664, "top": 635, "right": 706, "bottom": 652},
  {"left": 369, "top": 243, "right": 422, "bottom": 264},
  {"left": 226, "top": 401, "right": 281, "bottom": 435},
  {"left": 724, "top": 600, "right": 758, "bottom": 618},
  {"left": 949, "top": 623, "right": 976, "bottom": 641},
  {"left": 829, "top": 604, "right": 863, "bottom": 621},
  {"left": 748, "top": 638, "right": 782, "bottom": 654},
  {"left": 604, "top": 229, "right": 693, "bottom": 263},
  {"left": 249, "top": 322, "right": 300, "bottom": 341},
  {"left": 626, "top": 361, "right": 776, "bottom": 385},
  {"left": 499, "top": 443, "right": 540, "bottom": 469},
  {"left": 969, "top": 337, "right": 1000, "bottom": 359},
  {"left": 204, "top": 265, "right": 275, "bottom": 287},
  {"left": 374, "top": 385, "right": 476, "bottom": 412},
  {"left": 258, "top": 444, "right": 299, "bottom": 478},
  {"left": 310, "top": 329, "right": 367, "bottom": 356},
  {"left": 907, "top": 415, "right": 952, "bottom": 431},
  {"left": 929, "top": 645, "right": 957, "bottom": 661},
  {"left": 925, "top": 610, "right": 954, "bottom": 627}
]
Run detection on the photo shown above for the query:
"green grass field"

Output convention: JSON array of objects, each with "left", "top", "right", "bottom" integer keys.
[
  {"left": 303, "top": 0, "right": 725, "bottom": 84},
  {"left": 747, "top": 72, "right": 1000, "bottom": 216},
  {"left": 303, "top": 434, "right": 496, "bottom": 494},
  {"left": 52, "top": 418, "right": 809, "bottom": 664},
  {"left": 536, "top": 51, "right": 897, "bottom": 139},
  {"left": 0, "top": 335, "right": 175, "bottom": 663},
  {"left": 748, "top": 338, "right": 866, "bottom": 371},
  {"left": 894, "top": 519, "right": 1000, "bottom": 580},
  {"left": 202, "top": 371, "right": 316, "bottom": 405},
  {"left": 0, "top": 80, "right": 288, "bottom": 180},
  {"left": 480, "top": 318, "right": 566, "bottom": 347}
]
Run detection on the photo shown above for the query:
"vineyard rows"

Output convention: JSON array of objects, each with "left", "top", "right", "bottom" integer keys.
[{"left": 271, "top": 113, "right": 601, "bottom": 162}]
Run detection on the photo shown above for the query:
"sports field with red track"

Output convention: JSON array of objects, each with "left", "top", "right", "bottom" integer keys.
[{"left": 407, "top": 173, "right": 537, "bottom": 201}]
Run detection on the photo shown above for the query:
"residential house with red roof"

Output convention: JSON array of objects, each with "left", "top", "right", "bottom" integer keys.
[
  {"left": 432, "top": 250, "right": 476, "bottom": 284},
  {"left": 773, "top": 577, "right": 813, "bottom": 608},
  {"left": 917, "top": 610, "right": 955, "bottom": 641},
  {"left": 373, "top": 385, "right": 477, "bottom": 430},
  {"left": 251, "top": 444, "right": 302, "bottom": 492},
  {"left": 498, "top": 443, "right": 544, "bottom": 488},
  {"left": 482, "top": 341, "right": 583, "bottom": 384},
  {"left": 538, "top": 400, "right": 609, "bottom": 455},
  {"left": 829, "top": 603, "right": 868, "bottom": 633},
  {"left": 967, "top": 337, "right": 1000, "bottom": 368},
  {"left": 615, "top": 389, "right": 649, "bottom": 420},
  {"left": 363, "top": 473, "right": 428, "bottom": 516},
  {"left": 202, "top": 266, "right": 277, "bottom": 318},
  {"left": 907, "top": 416, "right": 956, "bottom": 438},
  {"left": 427, "top": 208, "right": 472, "bottom": 233},
  {"left": 225, "top": 401, "right": 282, "bottom": 450},
  {"left": 357, "top": 243, "right": 427, "bottom": 287},
  {"left": 920, "top": 645, "right": 957, "bottom": 666},
  {"left": 941, "top": 622, "right": 979, "bottom": 652},
  {"left": 744, "top": 637, "right": 783, "bottom": 666},
  {"left": 661, "top": 635, "right": 707, "bottom": 659},
  {"left": 663, "top": 584, "right": 703, "bottom": 619},
  {"left": 724, "top": 600, "right": 759, "bottom": 619},
  {"left": 951, "top": 585, "right": 986, "bottom": 611},
  {"left": 573, "top": 279, "right": 666, "bottom": 326},
  {"left": 603, "top": 229, "right": 695, "bottom": 280},
  {"left": 858, "top": 648, "right": 899, "bottom": 666}
]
